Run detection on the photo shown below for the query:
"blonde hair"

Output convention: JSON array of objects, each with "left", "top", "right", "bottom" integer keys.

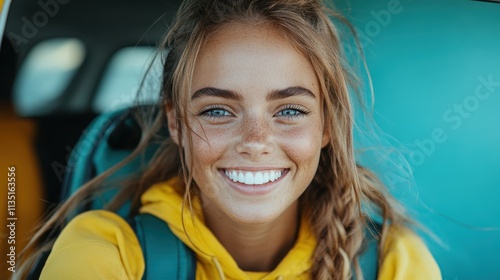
[{"left": 16, "top": 1, "right": 409, "bottom": 279}]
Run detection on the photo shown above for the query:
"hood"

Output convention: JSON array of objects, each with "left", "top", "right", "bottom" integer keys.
[{"left": 140, "top": 177, "right": 316, "bottom": 280}]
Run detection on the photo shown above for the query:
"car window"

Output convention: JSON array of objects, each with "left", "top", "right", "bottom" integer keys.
[
  {"left": 92, "top": 46, "right": 163, "bottom": 113},
  {"left": 13, "top": 38, "right": 85, "bottom": 116}
]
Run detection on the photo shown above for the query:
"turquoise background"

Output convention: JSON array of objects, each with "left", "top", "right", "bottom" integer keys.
[{"left": 336, "top": 0, "right": 500, "bottom": 279}]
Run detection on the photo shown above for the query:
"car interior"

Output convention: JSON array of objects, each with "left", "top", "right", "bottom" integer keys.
[
  {"left": 1, "top": 0, "right": 499, "bottom": 279},
  {"left": 1, "top": 0, "right": 181, "bottom": 278}
]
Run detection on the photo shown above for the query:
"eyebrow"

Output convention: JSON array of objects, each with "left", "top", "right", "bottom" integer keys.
[
  {"left": 191, "top": 87, "right": 242, "bottom": 101},
  {"left": 267, "top": 87, "right": 316, "bottom": 101},
  {"left": 191, "top": 86, "right": 316, "bottom": 101}
]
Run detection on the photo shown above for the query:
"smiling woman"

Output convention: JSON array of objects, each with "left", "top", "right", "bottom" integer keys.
[
  {"left": 174, "top": 23, "right": 327, "bottom": 229},
  {"left": 16, "top": 0, "right": 440, "bottom": 280}
]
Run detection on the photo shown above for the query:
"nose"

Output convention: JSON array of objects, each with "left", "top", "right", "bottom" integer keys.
[{"left": 235, "top": 115, "right": 274, "bottom": 159}]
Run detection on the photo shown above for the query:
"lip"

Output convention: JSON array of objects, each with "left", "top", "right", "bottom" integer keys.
[
  {"left": 218, "top": 168, "right": 289, "bottom": 195},
  {"left": 220, "top": 167, "right": 287, "bottom": 172}
]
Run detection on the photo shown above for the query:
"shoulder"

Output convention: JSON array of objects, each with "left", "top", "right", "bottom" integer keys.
[
  {"left": 40, "top": 210, "right": 144, "bottom": 280},
  {"left": 377, "top": 225, "right": 441, "bottom": 280}
]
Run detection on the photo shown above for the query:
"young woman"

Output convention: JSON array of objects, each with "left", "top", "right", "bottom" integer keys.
[{"left": 19, "top": 0, "right": 441, "bottom": 279}]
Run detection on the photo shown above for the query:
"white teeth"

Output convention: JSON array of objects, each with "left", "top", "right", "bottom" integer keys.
[
  {"left": 270, "top": 171, "right": 282, "bottom": 181},
  {"left": 270, "top": 171, "right": 276, "bottom": 181},
  {"left": 263, "top": 172, "right": 269, "bottom": 184},
  {"left": 238, "top": 172, "right": 245, "bottom": 183},
  {"left": 224, "top": 169, "right": 285, "bottom": 185},
  {"left": 254, "top": 172, "right": 263, "bottom": 184},
  {"left": 244, "top": 172, "right": 254, "bottom": 185}
]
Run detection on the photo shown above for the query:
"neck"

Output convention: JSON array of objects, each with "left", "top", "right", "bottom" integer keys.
[{"left": 203, "top": 202, "right": 300, "bottom": 272}]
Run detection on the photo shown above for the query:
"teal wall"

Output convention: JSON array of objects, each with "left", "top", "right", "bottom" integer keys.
[{"left": 336, "top": 0, "right": 500, "bottom": 279}]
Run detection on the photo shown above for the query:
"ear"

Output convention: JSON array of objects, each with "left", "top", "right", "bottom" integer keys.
[{"left": 166, "top": 102, "right": 180, "bottom": 145}]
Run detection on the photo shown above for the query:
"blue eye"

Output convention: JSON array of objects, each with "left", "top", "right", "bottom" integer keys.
[
  {"left": 199, "top": 106, "right": 232, "bottom": 119},
  {"left": 206, "top": 109, "right": 230, "bottom": 117},
  {"left": 277, "top": 109, "right": 302, "bottom": 116},
  {"left": 276, "top": 105, "right": 309, "bottom": 119}
]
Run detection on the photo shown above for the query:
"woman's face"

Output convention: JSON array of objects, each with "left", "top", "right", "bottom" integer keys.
[{"left": 168, "top": 23, "right": 329, "bottom": 225}]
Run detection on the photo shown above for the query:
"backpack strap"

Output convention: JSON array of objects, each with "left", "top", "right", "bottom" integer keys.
[
  {"left": 132, "top": 213, "right": 196, "bottom": 280},
  {"left": 357, "top": 222, "right": 382, "bottom": 280},
  {"left": 131, "top": 213, "right": 379, "bottom": 280}
]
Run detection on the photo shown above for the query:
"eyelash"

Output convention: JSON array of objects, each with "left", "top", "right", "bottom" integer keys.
[
  {"left": 198, "top": 105, "right": 233, "bottom": 120},
  {"left": 275, "top": 104, "right": 310, "bottom": 119},
  {"left": 198, "top": 104, "right": 310, "bottom": 121}
]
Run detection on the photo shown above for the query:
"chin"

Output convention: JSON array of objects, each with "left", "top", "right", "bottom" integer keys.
[
  {"left": 230, "top": 211, "right": 280, "bottom": 225},
  {"left": 223, "top": 200, "right": 295, "bottom": 226}
]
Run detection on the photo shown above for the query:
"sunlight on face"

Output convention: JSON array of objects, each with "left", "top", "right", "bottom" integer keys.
[{"left": 184, "top": 23, "right": 329, "bottom": 225}]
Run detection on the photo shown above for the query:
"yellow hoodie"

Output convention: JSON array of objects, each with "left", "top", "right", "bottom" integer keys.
[{"left": 40, "top": 178, "right": 441, "bottom": 279}]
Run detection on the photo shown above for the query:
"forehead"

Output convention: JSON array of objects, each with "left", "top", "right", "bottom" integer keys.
[
  {"left": 191, "top": 22, "right": 319, "bottom": 96},
  {"left": 199, "top": 22, "right": 304, "bottom": 66},
  {"left": 205, "top": 21, "right": 287, "bottom": 49}
]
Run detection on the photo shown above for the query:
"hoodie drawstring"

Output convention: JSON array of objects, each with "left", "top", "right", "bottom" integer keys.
[{"left": 212, "top": 256, "right": 226, "bottom": 280}]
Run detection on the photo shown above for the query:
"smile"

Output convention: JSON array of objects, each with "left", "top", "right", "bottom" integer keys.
[{"left": 222, "top": 169, "right": 286, "bottom": 185}]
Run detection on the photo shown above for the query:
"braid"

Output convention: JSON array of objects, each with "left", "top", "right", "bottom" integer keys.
[
  {"left": 307, "top": 147, "right": 365, "bottom": 280},
  {"left": 307, "top": 147, "right": 409, "bottom": 280}
]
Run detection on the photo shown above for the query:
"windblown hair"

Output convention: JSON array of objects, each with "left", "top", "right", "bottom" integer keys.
[{"left": 16, "top": 1, "right": 410, "bottom": 279}]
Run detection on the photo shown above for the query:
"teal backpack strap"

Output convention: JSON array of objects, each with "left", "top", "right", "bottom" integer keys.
[
  {"left": 132, "top": 213, "right": 196, "bottom": 280},
  {"left": 357, "top": 222, "right": 382, "bottom": 280},
  {"left": 132, "top": 212, "right": 378, "bottom": 280}
]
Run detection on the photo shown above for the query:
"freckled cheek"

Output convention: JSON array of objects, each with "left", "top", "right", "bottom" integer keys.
[
  {"left": 189, "top": 125, "right": 231, "bottom": 169},
  {"left": 279, "top": 125, "right": 323, "bottom": 170}
]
